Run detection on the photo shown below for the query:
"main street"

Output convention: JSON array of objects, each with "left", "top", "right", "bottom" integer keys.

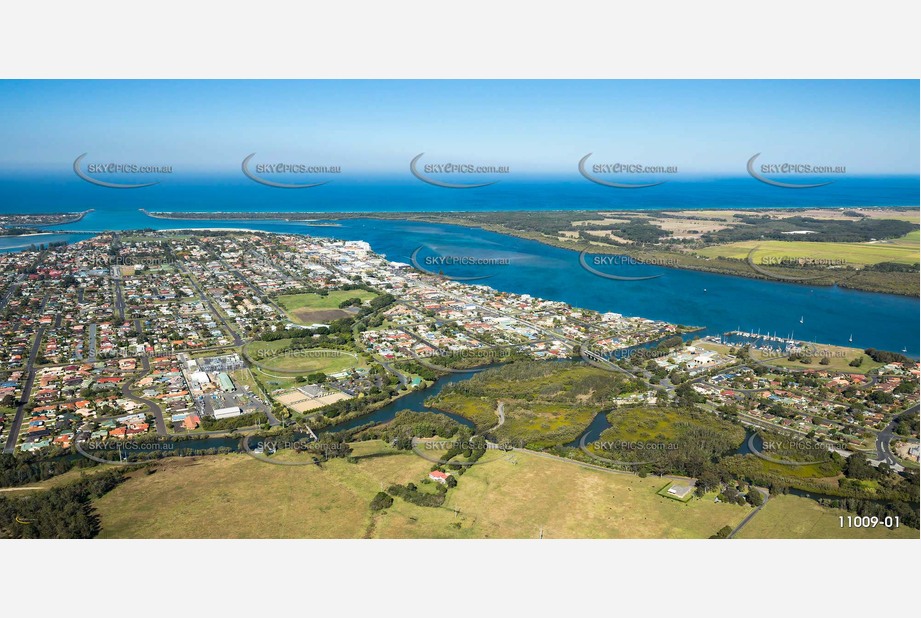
[
  {"left": 0, "top": 276, "right": 22, "bottom": 311},
  {"left": 3, "top": 293, "right": 49, "bottom": 453},
  {"left": 176, "top": 263, "right": 244, "bottom": 346},
  {"left": 219, "top": 254, "right": 287, "bottom": 319},
  {"left": 113, "top": 277, "right": 126, "bottom": 322}
]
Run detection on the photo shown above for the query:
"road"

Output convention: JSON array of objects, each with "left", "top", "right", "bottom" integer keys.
[
  {"left": 485, "top": 400, "right": 505, "bottom": 434},
  {"left": 3, "top": 294, "right": 50, "bottom": 453},
  {"left": 379, "top": 358, "right": 408, "bottom": 387},
  {"left": 3, "top": 328, "right": 45, "bottom": 453},
  {"left": 728, "top": 487, "right": 771, "bottom": 539},
  {"left": 87, "top": 323, "right": 97, "bottom": 362},
  {"left": 262, "top": 407, "right": 280, "bottom": 427},
  {"left": 178, "top": 264, "right": 244, "bottom": 346},
  {"left": 875, "top": 403, "right": 918, "bottom": 468},
  {"left": 121, "top": 356, "right": 168, "bottom": 436},
  {"left": 113, "top": 277, "right": 126, "bottom": 322},
  {"left": 0, "top": 277, "right": 22, "bottom": 311},
  {"left": 579, "top": 335, "right": 676, "bottom": 400},
  {"left": 406, "top": 340, "right": 549, "bottom": 375},
  {"left": 219, "top": 256, "right": 287, "bottom": 318}
]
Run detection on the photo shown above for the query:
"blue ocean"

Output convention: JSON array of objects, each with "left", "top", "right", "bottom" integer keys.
[{"left": 1, "top": 174, "right": 918, "bottom": 215}]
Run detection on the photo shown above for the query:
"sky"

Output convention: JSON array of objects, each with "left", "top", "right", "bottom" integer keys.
[{"left": 0, "top": 80, "right": 917, "bottom": 176}]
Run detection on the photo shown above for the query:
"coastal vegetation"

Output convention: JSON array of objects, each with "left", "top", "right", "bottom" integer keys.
[
  {"left": 0, "top": 451, "right": 88, "bottom": 488},
  {"left": 429, "top": 361, "right": 645, "bottom": 447},
  {"left": 590, "top": 406, "right": 745, "bottom": 477},
  {"left": 719, "top": 450, "right": 919, "bottom": 529},
  {"left": 200, "top": 410, "right": 269, "bottom": 431},
  {"left": 0, "top": 468, "right": 125, "bottom": 538},
  {"left": 359, "top": 410, "right": 469, "bottom": 445}
]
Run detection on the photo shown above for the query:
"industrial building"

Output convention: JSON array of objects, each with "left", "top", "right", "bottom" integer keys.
[{"left": 213, "top": 406, "right": 243, "bottom": 420}]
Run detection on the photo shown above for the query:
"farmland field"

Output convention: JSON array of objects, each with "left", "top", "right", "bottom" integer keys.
[
  {"left": 736, "top": 493, "right": 918, "bottom": 539},
  {"left": 695, "top": 230, "right": 920, "bottom": 267},
  {"left": 91, "top": 442, "right": 751, "bottom": 539}
]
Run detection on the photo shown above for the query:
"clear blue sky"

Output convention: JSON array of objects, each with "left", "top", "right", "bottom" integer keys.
[{"left": 0, "top": 80, "right": 917, "bottom": 175}]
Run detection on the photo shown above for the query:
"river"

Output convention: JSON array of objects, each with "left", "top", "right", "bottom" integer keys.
[
  {"left": 320, "top": 369, "right": 482, "bottom": 434},
  {"left": 30, "top": 210, "right": 919, "bottom": 357}
]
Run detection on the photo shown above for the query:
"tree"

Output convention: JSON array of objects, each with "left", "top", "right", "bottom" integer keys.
[
  {"left": 844, "top": 451, "right": 877, "bottom": 480},
  {"left": 369, "top": 492, "right": 393, "bottom": 511},
  {"left": 696, "top": 469, "right": 721, "bottom": 495},
  {"left": 869, "top": 390, "right": 894, "bottom": 405}
]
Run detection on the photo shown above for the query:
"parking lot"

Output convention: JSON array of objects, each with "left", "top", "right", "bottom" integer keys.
[{"left": 197, "top": 386, "right": 269, "bottom": 419}]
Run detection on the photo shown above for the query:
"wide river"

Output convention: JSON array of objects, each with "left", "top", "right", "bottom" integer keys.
[{"left": 27, "top": 207, "right": 920, "bottom": 358}]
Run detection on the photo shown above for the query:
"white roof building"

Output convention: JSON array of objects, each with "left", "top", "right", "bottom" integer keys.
[{"left": 213, "top": 406, "right": 243, "bottom": 420}]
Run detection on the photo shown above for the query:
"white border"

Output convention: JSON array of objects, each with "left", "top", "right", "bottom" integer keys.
[
  {"left": 1, "top": 1, "right": 919, "bottom": 78},
  {"left": 0, "top": 1, "right": 918, "bottom": 614}
]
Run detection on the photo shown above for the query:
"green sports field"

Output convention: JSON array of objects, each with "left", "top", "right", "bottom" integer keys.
[
  {"left": 275, "top": 290, "right": 378, "bottom": 325},
  {"left": 243, "top": 339, "right": 361, "bottom": 374},
  {"left": 277, "top": 290, "right": 377, "bottom": 311}
]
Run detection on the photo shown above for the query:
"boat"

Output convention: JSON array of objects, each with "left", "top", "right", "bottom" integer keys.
[
  {"left": 849, "top": 334, "right": 852, "bottom": 343},
  {"left": 799, "top": 316, "right": 804, "bottom": 324}
]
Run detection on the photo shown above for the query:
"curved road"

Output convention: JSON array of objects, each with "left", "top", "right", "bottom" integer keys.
[
  {"left": 876, "top": 403, "right": 918, "bottom": 467},
  {"left": 122, "top": 356, "right": 168, "bottom": 436},
  {"left": 486, "top": 400, "right": 505, "bottom": 434}
]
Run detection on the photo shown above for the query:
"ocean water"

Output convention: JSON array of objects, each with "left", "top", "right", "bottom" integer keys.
[
  {"left": 1, "top": 174, "right": 918, "bottom": 357},
  {"left": 0, "top": 174, "right": 918, "bottom": 217}
]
